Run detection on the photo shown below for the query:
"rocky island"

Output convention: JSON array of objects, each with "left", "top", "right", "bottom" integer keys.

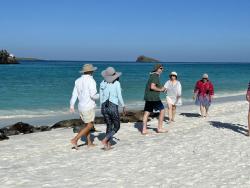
[
  {"left": 136, "top": 55, "right": 159, "bottom": 63},
  {"left": 0, "top": 49, "right": 19, "bottom": 64}
]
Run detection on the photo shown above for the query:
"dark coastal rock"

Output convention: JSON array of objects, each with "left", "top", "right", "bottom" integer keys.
[
  {"left": 136, "top": 55, "right": 159, "bottom": 63},
  {"left": 51, "top": 119, "right": 97, "bottom": 133},
  {"left": 0, "top": 130, "right": 9, "bottom": 141},
  {"left": 0, "top": 49, "right": 19, "bottom": 64},
  {"left": 33, "top": 126, "right": 51, "bottom": 132},
  {"left": 0, "top": 110, "right": 150, "bottom": 141},
  {"left": 7, "top": 122, "right": 35, "bottom": 135},
  {"left": 120, "top": 111, "right": 144, "bottom": 123},
  {"left": 0, "top": 122, "right": 51, "bottom": 139},
  {"left": 51, "top": 117, "right": 106, "bottom": 129},
  {"left": 51, "top": 119, "right": 84, "bottom": 129}
]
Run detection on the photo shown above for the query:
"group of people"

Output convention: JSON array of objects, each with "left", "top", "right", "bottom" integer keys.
[
  {"left": 70, "top": 64, "right": 125, "bottom": 150},
  {"left": 141, "top": 64, "right": 214, "bottom": 134},
  {"left": 69, "top": 63, "right": 249, "bottom": 150}
]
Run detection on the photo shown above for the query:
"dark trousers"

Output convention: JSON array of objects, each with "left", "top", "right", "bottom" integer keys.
[{"left": 101, "top": 101, "right": 120, "bottom": 141}]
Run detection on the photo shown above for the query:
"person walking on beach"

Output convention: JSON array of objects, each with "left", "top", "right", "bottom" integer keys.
[
  {"left": 164, "top": 71, "right": 182, "bottom": 123},
  {"left": 100, "top": 67, "right": 126, "bottom": 150},
  {"left": 193, "top": 73, "right": 214, "bottom": 118},
  {"left": 142, "top": 64, "right": 167, "bottom": 134},
  {"left": 70, "top": 64, "right": 99, "bottom": 149},
  {"left": 246, "top": 82, "right": 250, "bottom": 136}
]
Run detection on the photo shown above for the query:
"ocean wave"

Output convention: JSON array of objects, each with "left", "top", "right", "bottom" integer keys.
[
  {"left": 0, "top": 109, "right": 71, "bottom": 119},
  {"left": 0, "top": 91, "right": 246, "bottom": 120}
]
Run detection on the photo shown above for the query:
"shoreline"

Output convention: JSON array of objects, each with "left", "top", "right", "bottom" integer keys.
[{"left": 0, "top": 93, "right": 246, "bottom": 128}]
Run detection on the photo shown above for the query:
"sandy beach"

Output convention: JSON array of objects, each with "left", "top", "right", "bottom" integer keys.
[{"left": 0, "top": 99, "right": 250, "bottom": 188}]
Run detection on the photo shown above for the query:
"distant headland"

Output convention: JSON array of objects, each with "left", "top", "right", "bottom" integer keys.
[
  {"left": 136, "top": 55, "right": 159, "bottom": 63},
  {"left": 16, "top": 57, "right": 43, "bottom": 61}
]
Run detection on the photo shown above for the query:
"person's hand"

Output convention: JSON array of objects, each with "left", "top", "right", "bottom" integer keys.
[
  {"left": 247, "top": 95, "right": 250, "bottom": 102},
  {"left": 192, "top": 95, "right": 196, "bottom": 100},
  {"left": 161, "top": 87, "right": 166, "bottom": 92},
  {"left": 70, "top": 107, "right": 75, "bottom": 113},
  {"left": 210, "top": 95, "right": 214, "bottom": 100},
  {"left": 122, "top": 107, "right": 127, "bottom": 116}
]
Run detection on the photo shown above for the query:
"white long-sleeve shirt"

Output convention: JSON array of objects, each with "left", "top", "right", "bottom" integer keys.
[
  {"left": 164, "top": 80, "right": 182, "bottom": 105},
  {"left": 70, "top": 75, "right": 99, "bottom": 112}
]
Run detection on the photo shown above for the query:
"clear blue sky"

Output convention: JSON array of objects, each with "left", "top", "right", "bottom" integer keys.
[{"left": 1, "top": 0, "right": 250, "bottom": 62}]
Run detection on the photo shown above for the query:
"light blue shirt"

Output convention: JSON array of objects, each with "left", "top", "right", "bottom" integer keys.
[{"left": 100, "top": 80, "right": 125, "bottom": 107}]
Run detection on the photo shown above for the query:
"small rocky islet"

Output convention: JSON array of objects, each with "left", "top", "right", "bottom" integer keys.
[{"left": 0, "top": 49, "right": 19, "bottom": 64}]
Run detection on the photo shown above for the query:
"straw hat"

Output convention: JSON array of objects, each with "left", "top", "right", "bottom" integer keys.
[
  {"left": 202, "top": 73, "right": 209, "bottom": 79},
  {"left": 79, "top": 64, "right": 97, "bottom": 73},
  {"left": 170, "top": 71, "right": 178, "bottom": 76},
  {"left": 152, "top": 64, "right": 164, "bottom": 72},
  {"left": 101, "top": 67, "right": 122, "bottom": 83}
]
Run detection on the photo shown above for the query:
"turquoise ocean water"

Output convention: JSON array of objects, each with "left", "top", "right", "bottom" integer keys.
[{"left": 0, "top": 61, "right": 249, "bottom": 126}]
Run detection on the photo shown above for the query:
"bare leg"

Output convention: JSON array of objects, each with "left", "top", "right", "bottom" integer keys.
[
  {"left": 102, "top": 137, "right": 108, "bottom": 146},
  {"left": 205, "top": 106, "right": 210, "bottom": 117},
  {"left": 87, "top": 133, "right": 96, "bottom": 147},
  {"left": 248, "top": 111, "right": 250, "bottom": 136},
  {"left": 102, "top": 140, "right": 112, "bottom": 151},
  {"left": 168, "top": 103, "right": 173, "bottom": 123},
  {"left": 172, "top": 105, "right": 176, "bottom": 121},
  {"left": 157, "top": 109, "right": 167, "bottom": 133},
  {"left": 200, "top": 105, "right": 205, "bottom": 117},
  {"left": 71, "top": 122, "right": 93, "bottom": 147},
  {"left": 142, "top": 111, "right": 150, "bottom": 134}
]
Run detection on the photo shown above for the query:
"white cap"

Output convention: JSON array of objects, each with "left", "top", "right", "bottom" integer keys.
[
  {"left": 170, "top": 71, "right": 177, "bottom": 76},
  {"left": 202, "top": 73, "right": 209, "bottom": 79}
]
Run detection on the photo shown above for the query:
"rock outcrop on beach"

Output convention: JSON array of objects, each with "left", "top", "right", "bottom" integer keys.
[
  {"left": 136, "top": 55, "right": 159, "bottom": 63},
  {"left": 51, "top": 111, "right": 145, "bottom": 129},
  {"left": 0, "top": 111, "right": 147, "bottom": 141},
  {"left": 0, "top": 49, "right": 19, "bottom": 64},
  {"left": 0, "top": 122, "right": 51, "bottom": 137},
  {"left": 0, "top": 130, "right": 9, "bottom": 141}
]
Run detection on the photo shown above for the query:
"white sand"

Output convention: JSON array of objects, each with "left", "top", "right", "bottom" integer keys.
[{"left": 0, "top": 100, "right": 250, "bottom": 188}]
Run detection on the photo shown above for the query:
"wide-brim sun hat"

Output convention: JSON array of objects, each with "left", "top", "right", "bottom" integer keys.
[
  {"left": 101, "top": 67, "right": 122, "bottom": 83},
  {"left": 152, "top": 63, "right": 164, "bottom": 72},
  {"left": 170, "top": 71, "right": 178, "bottom": 76},
  {"left": 202, "top": 73, "right": 209, "bottom": 79},
  {"left": 79, "top": 64, "right": 97, "bottom": 73}
]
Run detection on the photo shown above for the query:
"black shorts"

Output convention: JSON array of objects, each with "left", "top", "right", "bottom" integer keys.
[{"left": 144, "top": 101, "right": 165, "bottom": 112}]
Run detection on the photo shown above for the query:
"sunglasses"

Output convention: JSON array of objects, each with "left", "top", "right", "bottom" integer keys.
[{"left": 159, "top": 67, "right": 163, "bottom": 70}]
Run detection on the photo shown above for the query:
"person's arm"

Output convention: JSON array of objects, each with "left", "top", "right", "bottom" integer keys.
[
  {"left": 99, "top": 86, "right": 103, "bottom": 108},
  {"left": 116, "top": 82, "right": 125, "bottom": 107},
  {"left": 70, "top": 85, "right": 78, "bottom": 113},
  {"left": 163, "top": 81, "right": 169, "bottom": 93},
  {"left": 177, "top": 82, "right": 182, "bottom": 97},
  {"left": 246, "top": 83, "right": 250, "bottom": 102},
  {"left": 209, "top": 82, "right": 214, "bottom": 99},
  {"left": 193, "top": 81, "right": 199, "bottom": 99},
  {"left": 116, "top": 82, "right": 126, "bottom": 115},
  {"left": 150, "top": 83, "right": 165, "bottom": 92},
  {"left": 149, "top": 74, "right": 165, "bottom": 92},
  {"left": 89, "top": 80, "right": 99, "bottom": 100}
]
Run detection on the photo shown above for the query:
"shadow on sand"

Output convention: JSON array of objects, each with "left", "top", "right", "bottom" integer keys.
[
  {"left": 75, "top": 132, "right": 117, "bottom": 148},
  {"left": 134, "top": 122, "right": 158, "bottom": 133},
  {"left": 209, "top": 121, "right": 248, "bottom": 136},
  {"left": 180, "top": 113, "right": 201, "bottom": 118}
]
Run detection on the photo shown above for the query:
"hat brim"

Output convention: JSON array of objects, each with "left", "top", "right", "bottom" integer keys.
[
  {"left": 79, "top": 67, "right": 97, "bottom": 73},
  {"left": 170, "top": 74, "right": 177, "bottom": 76},
  {"left": 101, "top": 71, "right": 122, "bottom": 83}
]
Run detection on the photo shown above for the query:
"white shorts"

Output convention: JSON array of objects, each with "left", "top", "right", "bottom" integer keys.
[{"left": 79, "top": 109, "right": 95, "bottom": 123}]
